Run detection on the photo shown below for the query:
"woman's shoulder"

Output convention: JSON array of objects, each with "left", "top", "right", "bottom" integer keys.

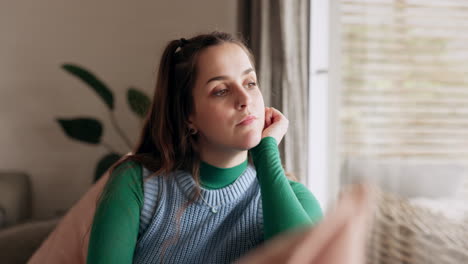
[
  {"left": 104, "top": 159, "right": 144, "bottom": 195},
  {"left": 113, "top": 159, "right": 142, "bottom": 175}
]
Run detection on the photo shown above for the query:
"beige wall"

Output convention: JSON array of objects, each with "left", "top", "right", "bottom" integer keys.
[{"left": 0, "top": 0, "right": 238, "bottom": 219}]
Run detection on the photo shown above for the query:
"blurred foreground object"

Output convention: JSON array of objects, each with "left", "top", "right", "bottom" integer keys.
[{"left": 236, "top": 184, "right": 375, "bottom": 264}]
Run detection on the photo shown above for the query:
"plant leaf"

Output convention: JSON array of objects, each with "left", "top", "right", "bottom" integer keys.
[
  {"left": 56, "top": 118, "right": 103, "bottom": 144},
  {"left": 127, "top": 87, "right": 151, "bottom": 119},
  {"left": 94, "top": 153, "right": 122, "bottom": 182},
  {"left": 62, "top": 63, "right": 114, "bottom": 110}
]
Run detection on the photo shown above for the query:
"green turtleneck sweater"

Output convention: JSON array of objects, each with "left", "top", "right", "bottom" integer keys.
[
  {"left": 87, "top": 137, "right": 322, "bottom": 263},
  {"left": 198, "top": 158, "right": 247, "bottom": 189}
]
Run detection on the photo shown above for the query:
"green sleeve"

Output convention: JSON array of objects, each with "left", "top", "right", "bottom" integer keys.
[
  {"left": 250, "top": 137, "right": 322, "bottom": 240},
  {"left": 87, "top": 161, "right": 144, "bottom": 264},
  {"left": 288, "top": 180, "right": 323, "bottom": 224}
]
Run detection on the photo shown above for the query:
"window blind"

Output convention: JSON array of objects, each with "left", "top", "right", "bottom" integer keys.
[{"left": 339, "top": 0, "right": 468, "bottom": 160}]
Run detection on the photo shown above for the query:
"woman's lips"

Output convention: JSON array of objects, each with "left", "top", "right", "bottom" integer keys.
[{"left": 238, "top": 115, "right": 256, "bottom": 126}]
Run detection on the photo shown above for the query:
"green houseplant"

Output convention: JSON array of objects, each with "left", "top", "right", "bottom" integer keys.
[{"left": 57, "top": 64, "right": 151, "bottom": 182}]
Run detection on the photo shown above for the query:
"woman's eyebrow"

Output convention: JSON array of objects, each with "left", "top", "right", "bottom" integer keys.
[{"left": 205, "top": 68, "right": 255, "bottom": 85}]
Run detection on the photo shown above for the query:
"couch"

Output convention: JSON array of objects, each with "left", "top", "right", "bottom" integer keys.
[{"left": 0, "top": 171, "right": 60, "bottom": 264}]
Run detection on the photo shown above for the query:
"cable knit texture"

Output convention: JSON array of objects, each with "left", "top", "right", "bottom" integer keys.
[{"left": 133, "top": 165, "right": 264, "bottom": 264}]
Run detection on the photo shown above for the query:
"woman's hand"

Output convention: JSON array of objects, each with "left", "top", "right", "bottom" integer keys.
[{"left": 262, "top": 107, "right": 289, "bottom": 145}]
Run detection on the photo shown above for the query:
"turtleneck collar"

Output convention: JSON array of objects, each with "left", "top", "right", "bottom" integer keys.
[{"left": 199, "top": 159, "right": 248, "bottom": 189}]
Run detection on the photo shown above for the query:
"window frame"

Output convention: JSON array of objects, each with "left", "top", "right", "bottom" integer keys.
[{"left": 307, "top": 0, "right": 341, "bottom": 211}]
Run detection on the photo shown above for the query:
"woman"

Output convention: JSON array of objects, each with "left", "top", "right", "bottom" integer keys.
[{"left": 87, "top": 31, "right": 322, "bottom": 263}]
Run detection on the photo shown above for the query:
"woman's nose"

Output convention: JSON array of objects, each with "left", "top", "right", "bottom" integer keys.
[{"left": 236, "top": 85, "right": 252, "bottom": 110}]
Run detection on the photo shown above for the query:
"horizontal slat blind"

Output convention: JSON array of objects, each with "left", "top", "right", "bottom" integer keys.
[{"left": 340, "top": 0, "right": 468, "bottom": 160}]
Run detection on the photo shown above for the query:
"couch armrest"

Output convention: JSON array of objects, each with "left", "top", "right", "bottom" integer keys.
[
  {"left": 0, "top": 218, "right": 59, "bottom": 264},
  {"left": 0, "top": 171, "right": 32, "bottom": 228}
]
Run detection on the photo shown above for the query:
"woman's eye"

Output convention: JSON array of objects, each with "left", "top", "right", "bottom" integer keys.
[
  {"left": 246, "top": 82, "right": 257, "bottom": 88},
  {"left": 214, "top": 88, "right": 228, "bottom": 96}
]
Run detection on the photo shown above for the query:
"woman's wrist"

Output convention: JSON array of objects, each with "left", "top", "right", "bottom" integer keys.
[
  {"left": 260, "top": 136, "right": 277, "bottom": 147},
  {"left": 250, "top": 137, "right": 278, "bottom": 161}
]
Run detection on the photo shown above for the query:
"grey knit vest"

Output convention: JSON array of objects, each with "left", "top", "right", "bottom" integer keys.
[{"left": 133, "top": 165, "right": 264, "bottom": 263}]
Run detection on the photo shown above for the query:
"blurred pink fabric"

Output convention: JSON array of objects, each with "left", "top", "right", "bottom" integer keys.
[{"left": 30, "top": 171, "right": 373, "bottom": 264}]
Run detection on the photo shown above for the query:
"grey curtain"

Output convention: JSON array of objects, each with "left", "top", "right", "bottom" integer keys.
[{"left": 240, "top": 0, "right": 310, "bottom": 181}]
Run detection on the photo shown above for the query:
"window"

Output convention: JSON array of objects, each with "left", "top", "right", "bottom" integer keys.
[
  {"left": 340, "top": 0, "right": 468, "bottom": 161},
  {"left": 308, "top": 0, "right": 468, "bottom": 207}
]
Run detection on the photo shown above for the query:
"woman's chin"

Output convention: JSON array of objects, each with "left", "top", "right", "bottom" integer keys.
[{"left": 237, "top": 133, "right": 262, "bottom": 150}]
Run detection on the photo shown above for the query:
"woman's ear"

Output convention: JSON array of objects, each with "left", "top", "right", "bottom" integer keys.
[{"left": 186, "top": 118, "right": 198, "bottom": 135}]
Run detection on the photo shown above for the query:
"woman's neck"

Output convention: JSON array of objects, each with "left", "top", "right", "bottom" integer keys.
[{"left": 199, "top": 159, "right": 248, "bottom": 189}]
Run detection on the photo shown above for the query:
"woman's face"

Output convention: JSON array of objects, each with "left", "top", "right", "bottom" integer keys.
[{"left": 189, "top": 43, "right": 265, "bottom": 155}]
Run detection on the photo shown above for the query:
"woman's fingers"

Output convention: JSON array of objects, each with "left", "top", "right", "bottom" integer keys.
[
  {"left": 271, "top": 107, "right": 286, "bottom": 123},
  {"left": 265, "top": 107, "right": 273, "bottom": 128},
  {"left": 262, "top": 107, "right": 289, "bottom": 145}
]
